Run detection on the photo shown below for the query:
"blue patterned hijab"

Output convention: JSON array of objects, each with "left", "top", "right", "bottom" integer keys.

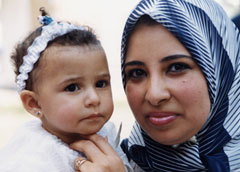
[{"left": 120, "top": 0, "right": 240, "bottom": 171}]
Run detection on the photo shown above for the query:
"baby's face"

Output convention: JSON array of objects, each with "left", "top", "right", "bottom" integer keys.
[{"left": 35, "top": 45, "right": 113, "bottom": 143}]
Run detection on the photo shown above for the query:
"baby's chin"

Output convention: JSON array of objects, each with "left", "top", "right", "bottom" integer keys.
[{"left": 80, "top": 126, "right": 104, "bottom": 137}]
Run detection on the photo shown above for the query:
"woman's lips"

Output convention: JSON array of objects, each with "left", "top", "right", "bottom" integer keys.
[{"left": 148, "top": 112, "right": 178, "bottom": 126}]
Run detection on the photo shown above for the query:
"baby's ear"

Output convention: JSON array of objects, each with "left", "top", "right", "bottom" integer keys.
[{"left": 20, "top": 90, "right": 41, "bottom": 118}]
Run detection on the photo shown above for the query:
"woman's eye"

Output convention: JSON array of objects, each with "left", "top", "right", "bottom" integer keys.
[
  {"left": 168, "top": 63, "right": 191, "bottom": 73},
  {"left": 126, "top": 69, "right": 146, "bottom": 79},
  {"left": 64, "top": 84, "right": 79, "bottom": 92},
  {"left": 96, "top": 80, "right": 108, "bottom": 88}
]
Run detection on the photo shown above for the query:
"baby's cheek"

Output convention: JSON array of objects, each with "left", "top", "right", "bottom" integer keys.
[{"left": 57, "top": 103, "right": 78, "bottom": 119}]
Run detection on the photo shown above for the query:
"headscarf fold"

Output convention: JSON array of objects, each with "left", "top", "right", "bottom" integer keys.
[{"left": 120, "top": 0, "right": 240, "bottom": 171}]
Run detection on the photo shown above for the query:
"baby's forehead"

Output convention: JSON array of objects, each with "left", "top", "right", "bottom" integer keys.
[
  {"left": 35, "top": 44, "right": 108, "bottom": 80},
  {"left": 43, "top": 44, "right": 104, "bottom": 56},
  {"left": 39, "top": 44, "right": 106, "bottom": 68}
]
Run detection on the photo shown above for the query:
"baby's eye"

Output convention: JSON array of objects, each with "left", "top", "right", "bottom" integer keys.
[
  {"left": 126, "top": 69, "right": 147, "bottom": 79},
  {"left": 96, "top": 80, "right": 108, "bottom": 88},
  {"left": 168, "top": 62, "right": 191, "bottom": 73},
  {"left": 64, "top": 84, "right": 79, "bottom": 92}
]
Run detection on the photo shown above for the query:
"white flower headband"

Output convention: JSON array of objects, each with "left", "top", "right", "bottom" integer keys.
[{"left": 16, "top": 15, "right": 85, "bottom": 93}]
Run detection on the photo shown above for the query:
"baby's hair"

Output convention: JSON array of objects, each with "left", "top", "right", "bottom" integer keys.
[{"left": 11, "top": 8, "right": 101, "bottom": 91}]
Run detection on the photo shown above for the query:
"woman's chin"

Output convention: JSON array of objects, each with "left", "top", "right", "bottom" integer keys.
[{"left": 149, "top": 133, "right": 193, "bottom": 146}]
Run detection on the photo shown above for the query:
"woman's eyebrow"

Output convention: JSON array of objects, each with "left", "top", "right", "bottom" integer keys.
[
  {"left": 160, "top": 54, "right": 192, "bottom": 63},
  {"left": 124, "top": 61, "right": 145, "bottom": 67},
  {"left": 124, "top": 54, "right": 192, "bottom": 67}
]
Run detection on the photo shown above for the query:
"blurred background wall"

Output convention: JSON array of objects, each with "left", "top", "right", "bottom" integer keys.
[{"left": 0, "top": 0, "right": 239, "bottom": 148}]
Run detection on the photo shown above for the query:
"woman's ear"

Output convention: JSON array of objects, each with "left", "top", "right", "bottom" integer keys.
[{"left": 20, "top": 90, "right": 42, "bottom": 118}]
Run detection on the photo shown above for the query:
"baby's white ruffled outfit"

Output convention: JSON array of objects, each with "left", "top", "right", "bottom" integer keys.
[{"left": 0, "top": 119, "right": 132, "bottom": 172}]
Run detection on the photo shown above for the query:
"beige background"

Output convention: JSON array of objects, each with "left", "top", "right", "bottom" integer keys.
[{"left": 0, "top": 0, "right": 239, "bottom": 148}]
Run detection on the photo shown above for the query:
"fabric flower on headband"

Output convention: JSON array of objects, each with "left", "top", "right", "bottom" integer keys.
[{"left": 38, "top": 15, "right": 53, "bottom": 25}]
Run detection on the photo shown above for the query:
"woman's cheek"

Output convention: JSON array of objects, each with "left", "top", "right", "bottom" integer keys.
[
  {"left": 126, "top": 83, "right": 142, "bottom": 109},
  {"left": 176, "top": 79, "right": 207, "bottom": 109}
]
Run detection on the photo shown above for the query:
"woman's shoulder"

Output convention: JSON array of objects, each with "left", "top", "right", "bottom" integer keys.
[{"left": 130, "top": 161, "right": 145, "bottom": 172}]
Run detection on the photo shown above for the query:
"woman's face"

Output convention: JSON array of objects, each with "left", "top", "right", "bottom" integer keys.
[{"left": 124, "top": 24, "right": 211, "bottom": 145}]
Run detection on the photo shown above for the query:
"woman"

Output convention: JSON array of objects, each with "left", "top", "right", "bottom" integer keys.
[
  {"left": 120, "top": 0, "right": 240, "bottom": 171},
  {"left": 72, "top": 0, "right": 240, "bottom": 171}
]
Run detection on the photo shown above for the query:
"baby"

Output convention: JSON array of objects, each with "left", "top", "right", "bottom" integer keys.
[{"left": 0, "top": 8, "right": 131, "bottom": 172}]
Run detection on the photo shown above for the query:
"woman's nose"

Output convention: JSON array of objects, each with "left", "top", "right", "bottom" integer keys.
[
  {"left": 145, "top": 76, "right": 170, "bottom": 106},
  {"left": 84, "top": 88, "right": 100, "bottom": 107}
]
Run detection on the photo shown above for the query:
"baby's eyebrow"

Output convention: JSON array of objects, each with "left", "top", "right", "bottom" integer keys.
[
  {"left": 160, "top": 54, "right": 192, "bottom": 63},
  {"left": 58, "top": 76, "right": 83, "bottom": 84},
  {"left": 98, "top": 73, "right": 110, "bottom": 78}
]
